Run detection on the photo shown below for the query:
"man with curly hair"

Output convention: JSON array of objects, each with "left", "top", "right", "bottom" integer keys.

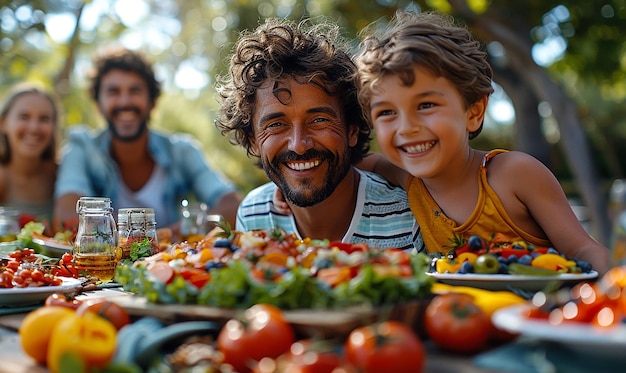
[{"left": 215, "top": 18, "right": 423, "bottom": 251}]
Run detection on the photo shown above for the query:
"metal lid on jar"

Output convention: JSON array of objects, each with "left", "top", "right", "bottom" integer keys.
[
  {"left": 76, "top": 197, "right": 113, "bottom": 213},
  {"left": 118, "top": 208, "right": 156, "bottom": 224}
]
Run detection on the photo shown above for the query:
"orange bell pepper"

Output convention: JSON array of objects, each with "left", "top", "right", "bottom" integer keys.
[{"left": 47, "top": 310, "right": 117, "bottom": 373}]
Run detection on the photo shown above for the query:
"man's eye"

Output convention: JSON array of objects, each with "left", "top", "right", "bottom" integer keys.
[
  {"left": 266, "top": 121, "right": 284, "bottom": 129},
  {"left": 312, "top": 117, "right": 330, "bottom": 123}
]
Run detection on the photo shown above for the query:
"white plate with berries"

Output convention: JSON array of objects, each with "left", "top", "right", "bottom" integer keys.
[
  {"left": 426, "top": 271, "right": 598, "bottom": 292},
  {"left": 0, "top": 277, "right": 82, "bottom": 307}
]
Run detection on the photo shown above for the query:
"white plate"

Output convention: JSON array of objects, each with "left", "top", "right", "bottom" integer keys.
[
  {"left": 31, "top": 236, "right": 72, "bottom": 257},
  {"left": 426, "top": 271, "right": 598, "bottom": 291},
  {"left": 492, "top": 304, "right": 626, "bottom": 357},
  {"left": 0, "top": 277, "right": 82, "bottom": 307}
]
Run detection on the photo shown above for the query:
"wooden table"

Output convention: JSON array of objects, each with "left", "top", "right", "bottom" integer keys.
[{"left": 0, "top": 287, "right": 500, "bottom": 373}]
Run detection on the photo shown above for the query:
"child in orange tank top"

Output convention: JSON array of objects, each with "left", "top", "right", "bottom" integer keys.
[{"left": 354, "top": 10, "right": 609, "bottom": 275}]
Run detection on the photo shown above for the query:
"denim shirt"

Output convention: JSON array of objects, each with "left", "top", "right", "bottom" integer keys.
[{"left": 54, "top": 126, "right": 236, "bottom": 227}]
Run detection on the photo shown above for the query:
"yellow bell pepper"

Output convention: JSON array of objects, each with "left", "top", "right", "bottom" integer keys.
[
  {"left": 457, "top": 252, "right": 478, "bottom": 264},
  {"left": 47, "top": 310, "right": 117, "bottom": 373},
  {"left": 436, "top": 258, "right": 462, "bottom": 273},
  {"left": 531, "top": 253, "right": 576, "bottom": 272},
  {"left": 431, "top": 283, "right": 526, "bottom": 317}
]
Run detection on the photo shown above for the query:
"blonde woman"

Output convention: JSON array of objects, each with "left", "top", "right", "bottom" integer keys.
[{"left": 0, "top": 82, "right": 60, "bottom": 232}]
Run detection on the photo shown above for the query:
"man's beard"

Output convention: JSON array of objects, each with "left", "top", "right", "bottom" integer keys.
[
  {"left": 263, "top": 148, "right": 352, "bottom": 208},
  {"left": 106, "top": 107, "right": 149, "bottom": 142}
]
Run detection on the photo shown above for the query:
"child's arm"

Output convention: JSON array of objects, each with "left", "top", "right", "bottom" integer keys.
[
  {"left": 491, "top": 152, "right": 610, "bottom": 275},
  {"left": 356, "top": 153, "right": 410, "bottom": 189},
  {"left": 273, "top": 188, "right": 291, "bottom": 215}
]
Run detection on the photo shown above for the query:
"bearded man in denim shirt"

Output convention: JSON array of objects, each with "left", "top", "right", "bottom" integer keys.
[{"left": 53, "top": 47, "right": 242, "bottom": 234}]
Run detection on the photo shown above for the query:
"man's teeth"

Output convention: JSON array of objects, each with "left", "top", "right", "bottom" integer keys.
[
  {"left": 118, "top": 112, "right": 135, "bottom": 120},
  {"left": 287, "top": 160, "right": 320, "bottom": 171},
  {"left": 403, "top": 141, "right": 435, "bottom": 154}
]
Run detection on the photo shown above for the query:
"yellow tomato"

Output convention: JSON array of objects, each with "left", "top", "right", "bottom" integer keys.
[
  {"left": 47, "top": 310, "right": 117, "bottom": 373},
  {"left": 19, "top": 306, "right": 76, "bottom": 364}
]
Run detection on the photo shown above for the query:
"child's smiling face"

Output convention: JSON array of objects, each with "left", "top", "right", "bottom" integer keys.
[{"left": 368, "top": 66, "right": 485, "bottom": 179}]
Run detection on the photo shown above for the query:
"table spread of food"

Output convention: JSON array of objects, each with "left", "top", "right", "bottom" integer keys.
[{"left": 2, "top": 220, "right": 624, "bottom": 373}]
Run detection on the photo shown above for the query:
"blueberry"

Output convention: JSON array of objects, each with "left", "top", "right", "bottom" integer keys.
[
  {"left": 498, "top": 262, "right": 509, "bottom": 274},
  {"left": 498, "top": 256, "right": 508, "bottom": 264},
  {"left": 205, "top": 261, "right": 225, "bottom": 271},
  {"left": 468, "top": 235, "right": 485, "bottom": 251},
  {"left": 506, "top": 255, "right": 519, "bottom": 264},
  {"left": 458, "top": 261, "right": 474, "bottom": 274},
  {"left": 576, "top": 260, "right": 592, "bottom": 273},
  {"left": 213, "top": 238, "right": 232, "bottom": 248},
  {"left": 530, "top": 252, "right": 541, "bottom": 259},
  {"left": 547, "top": 247, "right": 559, "bottom": 255},
  {"left": 518, "top": 255, "right": 533, "bottom": 266}
]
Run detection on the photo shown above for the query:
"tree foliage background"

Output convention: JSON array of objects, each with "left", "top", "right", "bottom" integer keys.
[{"left": 1, "top": 0, "right": 624, "bottom": 244}]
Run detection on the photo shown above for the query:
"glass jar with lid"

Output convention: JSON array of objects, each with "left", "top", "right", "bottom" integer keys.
[
  {"left": 73, "top": 197, "right": 118, "bottom": 282},
  {"left": 118, "top": 208, "right": 158, "bottom": 261},
  {"left": 0, "top": 207, "right": 20, "bottom": 242}
]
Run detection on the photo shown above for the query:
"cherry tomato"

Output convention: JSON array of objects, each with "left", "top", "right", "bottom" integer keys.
[
  {"left": 44, "top": 293, "right": 83, "bottom": 310},
  {"left": 76, "top": 300, "right": 131, "bottom": 331},
  {"left": 217, "top": 303, "right": 296, "bottom": 373},
  {"left": 424, "top": 293, "right": 490, "bottom": 353},
  {"left": 344, "top": 320, "right": 425, "bottom": 373}
]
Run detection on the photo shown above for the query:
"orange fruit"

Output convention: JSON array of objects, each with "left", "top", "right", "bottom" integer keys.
[
  {"left": 259, "top": 252, "right": 289, "bottom": 266},
  {"left": 19, "top": 306, "right": 75, "bottom": 364}
]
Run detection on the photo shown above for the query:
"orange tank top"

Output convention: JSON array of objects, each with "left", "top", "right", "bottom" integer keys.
[{"left": 407, "top": 149, "right": 552, "bottom": 253}]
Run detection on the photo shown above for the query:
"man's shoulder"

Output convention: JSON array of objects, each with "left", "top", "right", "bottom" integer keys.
[
  {"left": 151, "top": 130, "right": 200, "bottom": 148},
  {"left": 66, "top": 125, "right": 103, "bottom": 141}
]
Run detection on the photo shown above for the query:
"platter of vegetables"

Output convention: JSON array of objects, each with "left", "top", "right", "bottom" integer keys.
[
  {"left": 426, "top": 233, "right": 597, "bottom": 291},
  {"left": 112, "top": 224, "right": 434, "bottom": 337}
]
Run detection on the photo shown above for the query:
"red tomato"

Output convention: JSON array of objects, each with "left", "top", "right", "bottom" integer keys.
[
  {"left": 179, "top": 268, "right": 211, "bottom": 288},
  {"left": 77, "top": 300, "right": 131, "bottom": 331},
  {"left": 344, "top": 320, "right": 425, "bottom": 373},
  {"left": 217, "top": 304, "right": 296, "bottom": 373},
  {"left": 276, "top": 339, "right": 347, "bottom": 373},
  {"left": 44, "top": 293, "right": 83, "bottom": 310},
  {"left": 18, "top": 213, "right": 36, "bottom": 228},
  {"left": 329, "top": 241, "right": 366, "bottom": 254},
  {"left": 424, "top": 293, "right": 490, "bottom": 353}
]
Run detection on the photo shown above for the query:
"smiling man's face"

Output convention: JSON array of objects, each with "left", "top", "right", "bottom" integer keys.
[
  {"left": 251, "top": 78, "right": 358, "bottom": 207},
  {"left": 98, "top": 70, "right": 153, "bottom": 142}
]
